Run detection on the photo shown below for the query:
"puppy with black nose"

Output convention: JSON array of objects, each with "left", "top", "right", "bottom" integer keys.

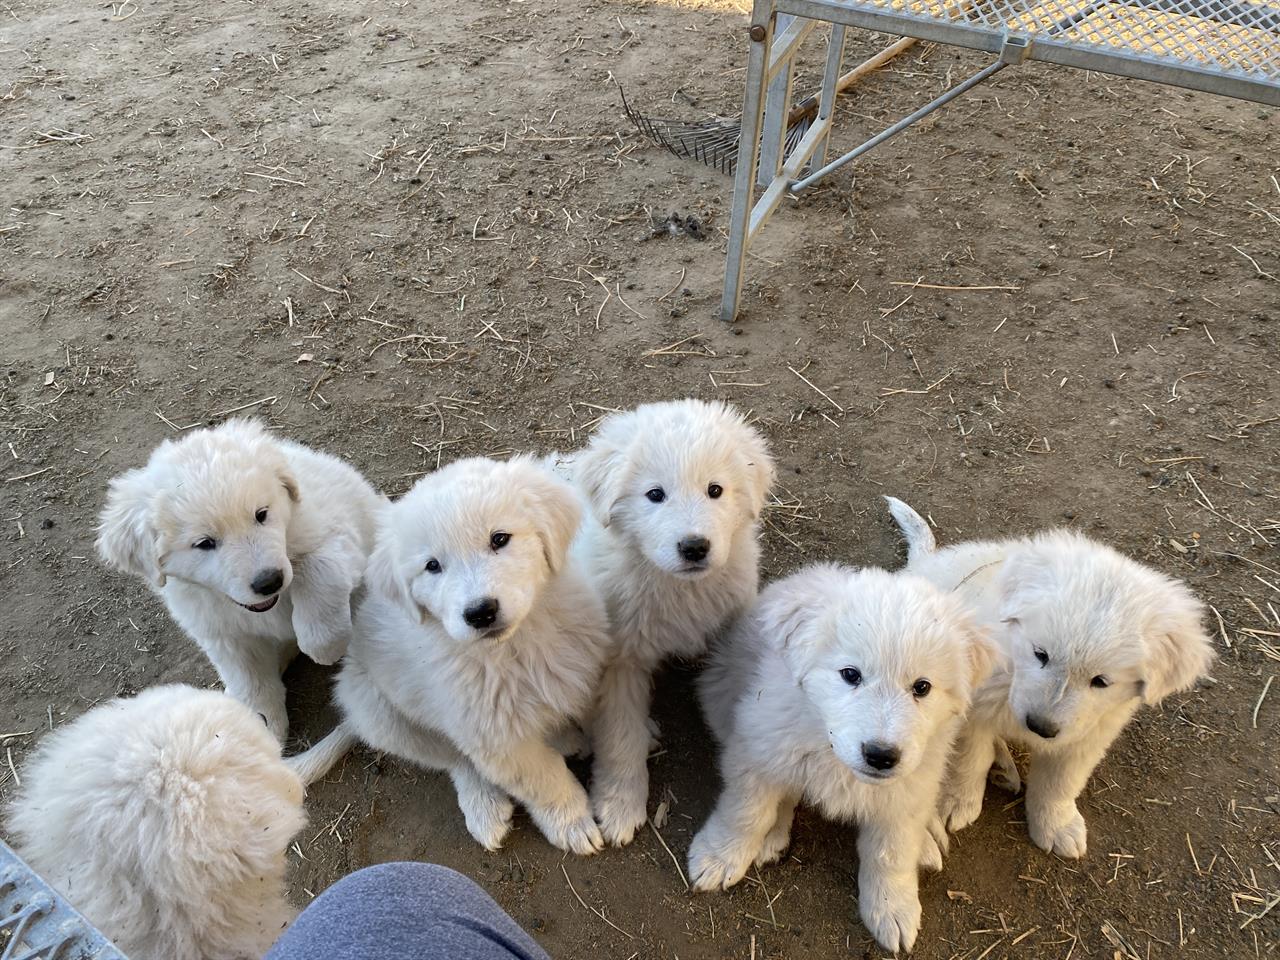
[
  {"left": 689, "top": 564, "right": 995, "bottom": 954},
  {"left": 335, "top": 456, "right": 611, "bottom": 854},
  {"left": 564, "top": 399, "right": 775, "bottom": 846},
  {"left": 886, "top": 497, "right": 1215, "bottom": 859},
  {"left": 97, "top": 419, "right": 384, "bottom": 740}
]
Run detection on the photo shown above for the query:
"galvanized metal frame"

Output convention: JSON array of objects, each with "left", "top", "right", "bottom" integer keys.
[
  {"left": 720, "top": 0, "right": 1280, "bottom": 320},
  {"left": 1, "top": 840, "right": 128, "bottom": 960}
]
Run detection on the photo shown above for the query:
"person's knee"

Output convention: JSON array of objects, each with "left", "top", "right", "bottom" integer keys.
[{"left": 327, "top": 862, "right": 480, "bottom": 904}]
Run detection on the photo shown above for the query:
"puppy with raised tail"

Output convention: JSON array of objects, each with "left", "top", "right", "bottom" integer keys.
[
  {"left": 689, "top": 564, "right": 996, "bottom": 953},
  {"left": 885, "top": 497, "right": 1215, "bottom": 859},
  {"left": 567, "top": 399, "right": 775, "bottom": 846},
  {"left": 97, "top": 419, "right": 383, "bottom": 739},
  {"left": 335, "top": 455, "right": 610, "bottom": 854},
  {"left": 5, "top": 684, "right": 345, "bottom": 960}
]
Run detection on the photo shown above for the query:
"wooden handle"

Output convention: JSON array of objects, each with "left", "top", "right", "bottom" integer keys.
[
  {"left": 785, "top": 36, "right": 920, "bottom": 126},
  {"left": 835, "top": 36, "right": 919, "bottom": 96}
]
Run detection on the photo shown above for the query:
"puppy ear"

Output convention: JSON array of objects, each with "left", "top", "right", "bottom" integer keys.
[
  {"left": 280, "top": 470, "right": 300, "bottom": 503},
  {"left": 518, "top": 462, "right": 581, "bottom": 574},
  {"left": 996, "top": 548, "right": 1053, "bottom": 621},
  {"left": 98, "top": 467, "right": 166, "bottom": 587},
  {"left": 755, "top": 564, "right": 846, "bottom": 670},
  {"left": 1140, "top": 582, "right": 1214, "bottom": 705},
  {"left": 734, "top": 418, "right": 776, "bottom": 521},
  {"left": 364, "top": 527, "right": 412, "bottom": 615},
  {"left": 963, "top": 619, "right": 1001, "bottom": 694},
  {"left": 573, "top": 416, "right": 635, "bottom": 528}
]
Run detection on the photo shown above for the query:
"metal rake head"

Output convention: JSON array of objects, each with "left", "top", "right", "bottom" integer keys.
[{"left": 618, "top": 84, "right": 812, "bottom": 176}]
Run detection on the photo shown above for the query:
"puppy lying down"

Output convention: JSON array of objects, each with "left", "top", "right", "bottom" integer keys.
[
  {"left": 689, "top": 564, "right": 996, "bottom": 953},
  {"left": 886, "top": 497, "right": 1214, "bottom": 859},
  {"left": 97, "top": 419, "right": 383, "bottom": 739},
  {"left": 336, "top": 456, "right": 611, "bottom": 854},
  {"left": 5, "top": 684, "right": 342, "bottom": 960}
]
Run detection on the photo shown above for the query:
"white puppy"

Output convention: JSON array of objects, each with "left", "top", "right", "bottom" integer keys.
[
  {"left": 5, "top": 684, "right": 323, "bottom": 960},
  {"left": 689, "top": 564, "right": 995, "bottom": 953},
  {"left": 335, "top": 455, "right": 610, "bottom": 854},
  {"left": 566, "top": 399, "right": 775, "bottom": 846},
  {"left": 98, "top": 419, "right": 384, "bottom": 739},
  {"left": 886, "top": 497, "right": 1215, "bottom": 859}
]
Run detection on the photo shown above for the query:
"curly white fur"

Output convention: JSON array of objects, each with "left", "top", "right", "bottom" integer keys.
[
  {"left": 563, "top": 399, "right": 775, "bottom": 846},
  {"left": 335, "top": 456, "right": 611, "bottom": 854},
  {"left": 5, "top": 685, "right": 307, "bottom": 960},
  {"left": 885, "top": 496, "right": 1215, "bottom": 859},
  {"left": 690, "top": 564, "right": 996, "bottom": 953},
  {"left": 97, "top": 419, "right": 384, "bottom": 739}
]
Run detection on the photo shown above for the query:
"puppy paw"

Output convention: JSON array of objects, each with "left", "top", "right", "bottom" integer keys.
[
  {"left": 1029, "top": 805, "right": 1087, "bottom": 859},
  {"left": 253, "top": 701, "right": 290, "bottom": 742},
  {"left": 688, "top": 827, "right": 757, "bottom": 892},
  {"left": 461, "top": 794, "right": 515, "bottom": 851},
  {"left": 989, "top": 741, "right": 1022, "bottom": 794},
  {"left": 538, "top": 810, "right": 604, "bottom": 856},
  {"left": 918, "top": 828, "right": 945, "bottom": 872},
  {"left": 859, "top": 882, "right": 922, "bottom": 954},
  {"left": 938, "top": 784, "right": 984, "bottom": 833},
  {"left": 754, "top": 819, "right": 792, "bottom": 868},
  {"left": 926, "top": 813, "right": 950, "bottom": 860},
  {"left": 295, "top": 619, "right": 352, "bottom": 666},
  {"left": 591, "top": 778, "right": 648, "bottom": 847}
]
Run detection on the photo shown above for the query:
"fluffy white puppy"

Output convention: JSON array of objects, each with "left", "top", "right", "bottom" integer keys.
[
  {"left": 566, "top": 399, "right": 775, "bottom": 846},
  {"left": 335, "top": 455, "right": 610, "bottom": 854},
  {"left": 885, "top": 497, "right": 1215, "bottom": 859},
  {"left": 97, "top": 419, "right": 384, "bottom": 739},
  {"left": 5, "top": 684, "right": 320, "bottom": 960},
  {"left": 690, "top": 564, "right": 995, "bottom": 953}
]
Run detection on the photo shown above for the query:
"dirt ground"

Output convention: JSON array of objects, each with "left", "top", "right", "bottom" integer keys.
[{"left": 2, "top": 0, "right": 1278, "bottom": 956}]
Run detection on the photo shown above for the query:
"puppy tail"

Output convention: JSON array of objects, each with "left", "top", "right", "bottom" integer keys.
[
  {"left": 286, "top": 722, "right": 356, "bottom": 786},
  {"left": 884, "top": 496, "right": 937, "bottom": 561}
]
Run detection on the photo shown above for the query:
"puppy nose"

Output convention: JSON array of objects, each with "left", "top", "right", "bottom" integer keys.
[
  {"left": 677, "top": 536, "right": 710, "bottom": 563},
  {"left": 463, "top": 597, "right": 500, "bottom": 629},
  {"left": 250, "top": 568, "right": 284, "bottom": 596},
  {"left": 861, "top": 741, "right": 901, "bottom": 771},
  {"left": 1025, "top": 714, "right": 1059, "bottom": 739}
]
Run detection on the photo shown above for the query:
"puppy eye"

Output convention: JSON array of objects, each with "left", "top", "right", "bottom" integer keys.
[
  {"left": 707, "top": 483, "right": 723, "bottom": 499},
  {"left": 193, "top": 537, "right": 217, "bottom": 551},
  {"left": 255, "top": 507, "right": 268, "bottom": 524},
  {"left": 912, "top": 679, "right": 932, "bottom": 698},
  {"left": 425, "top": 558, "right": 442, "bottom": 574},
  {"left": 1090, "top": 675, "right": 1110, "bottom": 689},
  {"left": 645, "top": 487, "right": 666, "bottom": 504},
  {"left": 1033, "top": 647, "right": 1049, "bottom": 667},
  {"left": 490, "top": 531, "right": 511, "bottom": 551},
  {"left": 839, "top": 667, "right": 862, "bottom": 687}
]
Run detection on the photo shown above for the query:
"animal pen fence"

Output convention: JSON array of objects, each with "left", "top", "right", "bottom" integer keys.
[{"left": 719, "top": 0, "right": 1280, "bottom": 320}]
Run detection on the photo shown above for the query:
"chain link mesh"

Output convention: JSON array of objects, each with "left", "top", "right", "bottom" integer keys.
[{"left": 883, "top": 0, "right": 1278, "bottom": 82}]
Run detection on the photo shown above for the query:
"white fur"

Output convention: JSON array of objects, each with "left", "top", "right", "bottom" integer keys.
[
  {"left": 97, "top": 419, "right": 384, "bottom": 739},
  {"left": 335, "top": 455, "right": 611, "bottom": 854},
  {"left": 565, "top": 399, "right": 776, "bottom": 846},
  {"left": 885, "top": 496, "right": 1215, "bottom": 859},
  {"left": 5, "top": 685, "right": 307, "bottom": 960},
  {"left": 690, "top": 565, "right": 996, "bottom": 953}
]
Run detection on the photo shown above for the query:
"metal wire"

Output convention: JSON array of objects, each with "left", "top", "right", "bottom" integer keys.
[
  {"left": 1, "top": 841, "right": 127, "bottom": 960},
  {"left": 619, "top": 85, "right": 814, "bottom": 175},
  {"left": 785, "top": 0, "right": 1279, "bottom": 98}
]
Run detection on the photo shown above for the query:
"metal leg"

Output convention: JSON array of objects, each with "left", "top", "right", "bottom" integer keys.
[
  {"left": 758, "top": 13, "right": 795, "bottom": 189},
  {"left": 813, "top": 23, "right": 847, "bottom": 169},
  {"left": 720, "top": 1, "right": 776, "bottom": 323},
  {"left": 790, "top": 60, "right": 1006, "bottom": 192}
]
